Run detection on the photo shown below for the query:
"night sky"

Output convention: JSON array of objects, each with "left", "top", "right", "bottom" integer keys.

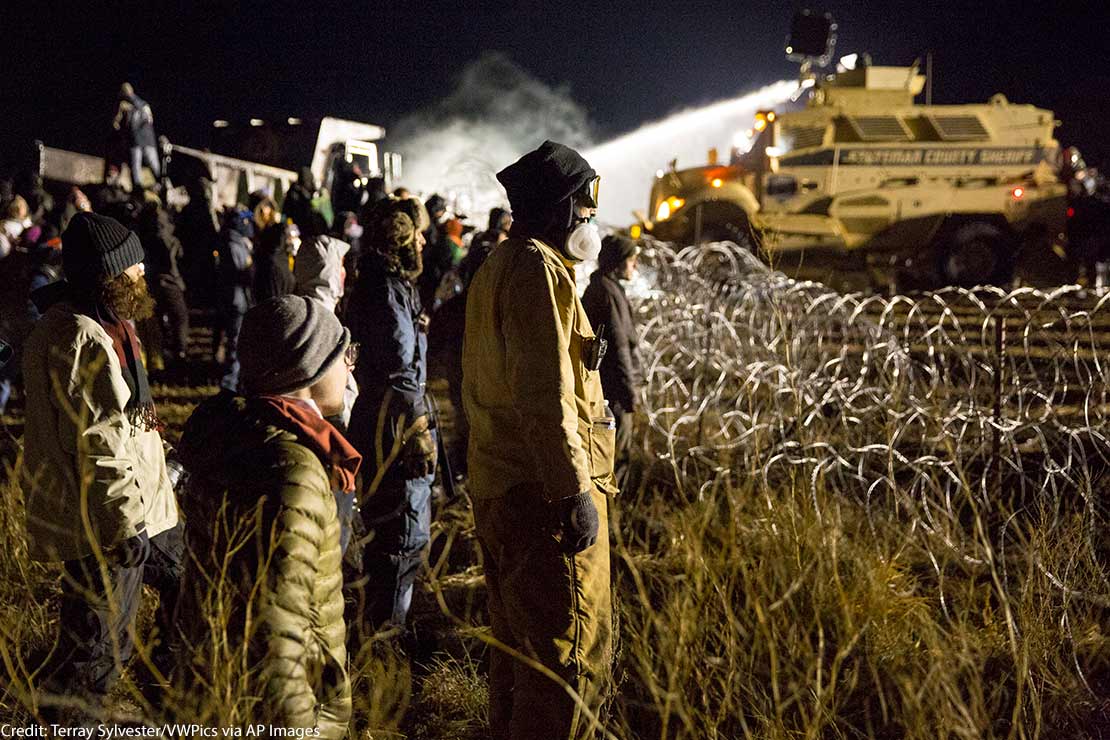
[{"left": 3, "top": 1, "right": 1109, "bottom": 167}]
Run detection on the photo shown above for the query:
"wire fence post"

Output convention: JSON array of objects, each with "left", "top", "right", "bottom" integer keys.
[{"left": 992, "top": 313, "right": 1005, "bottom": 501}]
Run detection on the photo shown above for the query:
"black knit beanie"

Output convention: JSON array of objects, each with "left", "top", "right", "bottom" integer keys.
[
  {"left": 61, "top": 212, "right": 145, "bottom": 290},
  {"left": 238, "top": 295, "right": 350, "bottom": 396},
  {"left": 496, "top": 141, "right": 595, "bottom": 230}
]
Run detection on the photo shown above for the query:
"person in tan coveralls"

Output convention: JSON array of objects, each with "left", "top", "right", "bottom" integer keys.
[{"left": 463, "top": 140, "right": 618, "bottom": 740}]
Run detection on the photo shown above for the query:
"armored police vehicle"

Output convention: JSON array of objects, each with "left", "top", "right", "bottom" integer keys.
[{"left": 645, "top": 12, "right": 1069, "bottom": 290}]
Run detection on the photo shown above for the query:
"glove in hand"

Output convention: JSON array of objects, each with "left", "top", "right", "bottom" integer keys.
[
  {"left": 554, "top": 492, "right": 599, "bottom": 554},
  {"left": 402, "top": 421, "right": 437, "bottom": 480}
]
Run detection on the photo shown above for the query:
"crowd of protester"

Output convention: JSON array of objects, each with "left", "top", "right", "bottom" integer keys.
[{"left": 0, "top": 86, "right": 644, "bottom": 740}]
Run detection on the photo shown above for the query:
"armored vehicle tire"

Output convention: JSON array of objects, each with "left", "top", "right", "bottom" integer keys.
[{"left": 939, "top": 221, "right": 1014, "bottom": 288}]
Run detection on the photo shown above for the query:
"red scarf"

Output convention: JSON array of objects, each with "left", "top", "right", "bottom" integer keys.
[
  {"left": 255, "top": 395, "right": 363, "bottom": 493},
  {"left": 86, "top": 299, "right": 160, "bottom": 432}
]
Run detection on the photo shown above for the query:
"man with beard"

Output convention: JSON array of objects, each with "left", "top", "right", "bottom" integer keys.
[{"left": 21, "top": 212, "right": 181, "bottom": 718}]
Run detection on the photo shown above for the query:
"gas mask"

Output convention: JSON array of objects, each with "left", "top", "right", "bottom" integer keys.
[
  {"left": 565, "top": 218, "right": 601, "bottom": 262},
  {"left": 563, "top": 176, "right": 602, "bottom": 262}
]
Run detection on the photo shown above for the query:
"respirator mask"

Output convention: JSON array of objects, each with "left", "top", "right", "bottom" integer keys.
[{"left": 564, "top": 176, "right": 602, "bottom": 263}]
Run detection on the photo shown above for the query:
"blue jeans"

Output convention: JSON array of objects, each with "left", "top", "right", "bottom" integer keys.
[
  {"left": 129, "top": 145, "right": 161, "bottom": 191},
  {"left": 356, "top": 443, "right": 435, "bottom": 629},
  {"left": 218, "top": 310, "right": 245, "bottom": 392}
]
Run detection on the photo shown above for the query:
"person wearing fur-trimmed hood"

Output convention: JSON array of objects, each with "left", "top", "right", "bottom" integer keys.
[{"left": 344, "top": 196, "right": 438, "bottom": 633}]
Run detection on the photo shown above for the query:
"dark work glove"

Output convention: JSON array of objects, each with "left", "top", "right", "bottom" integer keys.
[
  {"left": 403, "top": 426, "right": 437, "bottom": 480},
  {"left": 554, "top": 492, "right": 599, "bottom": 554},
  {"left": 115, "top": 528, "right": 151, "bottom": 568}
]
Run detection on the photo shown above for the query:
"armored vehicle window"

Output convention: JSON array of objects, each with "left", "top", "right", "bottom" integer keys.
[
  {"left": 845, "top": 115, "right": 912, "bottom": 142},
  {"left": 782, "top": 126, "right": 827, "bottom": 151},
  {"left": 926, "top": 114, "right": 990, "bottom": 141}
]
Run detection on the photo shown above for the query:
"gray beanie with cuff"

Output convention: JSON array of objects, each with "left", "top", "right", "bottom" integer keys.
[{"left": 238, "top": 295, "right": 350, "bottom": 396}]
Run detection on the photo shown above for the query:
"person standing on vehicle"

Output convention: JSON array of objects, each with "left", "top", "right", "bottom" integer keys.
[
  {"left": 345, "top": 196, "right": 437, "bottom": 633},
  {"left": 463, "top": 140, "right": 617, "bottom": 740},
  {"left": 113, "top": 82, "right": 160, "bottom": 192},
  {"left": 581, "top": 234, "right": 641, "bottom": 476},
  {"left": 21, "top": 212, "right": 180, "bottom": 718}
]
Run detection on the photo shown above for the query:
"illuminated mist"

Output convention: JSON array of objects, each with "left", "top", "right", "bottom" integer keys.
[
  {"left": 388, "top": 54, "right": 592, "bottom": 222},
  {"left": 390, "top": 54, "right": 796, "bottom": 227}
]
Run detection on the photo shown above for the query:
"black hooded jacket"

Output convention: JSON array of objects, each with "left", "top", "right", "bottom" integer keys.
[
  {"left": 496, "top": 140, "right": 595, "bottom": 244},
  {"left": 345, "top": 202, "right": 428, "bottom": 477},
  {"left": 582, "top": 270, "right": 640, "bottom": 411}
]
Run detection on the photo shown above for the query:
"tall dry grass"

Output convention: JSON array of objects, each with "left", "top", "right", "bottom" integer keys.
[{"left": 1, "top": 240, "right": 1108, "bottom": 737}]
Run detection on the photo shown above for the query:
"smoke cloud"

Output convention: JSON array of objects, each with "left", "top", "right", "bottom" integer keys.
[
  {"left": 390, "top": 53, "right": 797, "bottom": 227},
  {"left": 389, "top": 53, "right": 594, "bottom": 223}
]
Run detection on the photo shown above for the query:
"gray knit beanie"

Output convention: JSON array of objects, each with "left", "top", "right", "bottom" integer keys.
[
  {"left": 238, "top": 295, "right": 350, "bottom": 396},
  {"left": 62, "top": 212, "right": 145, "bottom": 290}
]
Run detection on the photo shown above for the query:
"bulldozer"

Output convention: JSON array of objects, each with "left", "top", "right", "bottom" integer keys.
[{"left": 643, "top": 10, "right": 1070, "bottom": 291}]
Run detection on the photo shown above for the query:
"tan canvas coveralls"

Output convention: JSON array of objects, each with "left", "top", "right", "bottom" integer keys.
[{"left": 463, "top": 236, "right": 618, "bottom": 739}]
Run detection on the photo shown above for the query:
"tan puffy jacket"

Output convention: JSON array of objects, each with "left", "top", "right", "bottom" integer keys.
[
  {"left": 20, "top": 302, "right": 178, "bottom": 562},
  {"left": 177, "top": 393, "right": 350, "bottom": 738},
  {"left": 462, "top": 237, "right": 618, "bottom": 502}
]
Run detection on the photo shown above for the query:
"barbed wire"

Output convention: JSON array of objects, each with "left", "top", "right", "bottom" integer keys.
[{"left": 633, "top": 239, "right": 1110, "bottom": 596}]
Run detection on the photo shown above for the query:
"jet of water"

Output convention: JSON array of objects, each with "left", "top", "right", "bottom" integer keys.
[
  {"left": 392, "top": 57, "right": 797, "bottom": 228},
  {"left": 584, "top": 79, "right": 798, "bottom": 225}
]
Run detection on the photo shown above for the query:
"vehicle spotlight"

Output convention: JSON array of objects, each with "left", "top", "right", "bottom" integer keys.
[{"left": 656, "top": 196, "right": 685, "bottom": 222}]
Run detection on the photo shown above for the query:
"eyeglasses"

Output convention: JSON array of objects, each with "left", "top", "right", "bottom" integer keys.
[{"left": 345, "top": 342, "right": 360, "bottom": 369}]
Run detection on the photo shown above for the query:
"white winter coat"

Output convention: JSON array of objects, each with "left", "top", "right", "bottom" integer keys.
[{"left": 20, "top": 301, "right": 178, "bottom": 562}]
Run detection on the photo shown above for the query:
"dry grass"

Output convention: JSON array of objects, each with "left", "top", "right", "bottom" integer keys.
[{"left": 0, "top": 264, "right": 1108, "bottom": 737}]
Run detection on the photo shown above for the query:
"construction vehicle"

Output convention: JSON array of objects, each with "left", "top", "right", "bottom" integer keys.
[{"left": 643, "top": 10, "right": 1070, "bottom": 290}]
